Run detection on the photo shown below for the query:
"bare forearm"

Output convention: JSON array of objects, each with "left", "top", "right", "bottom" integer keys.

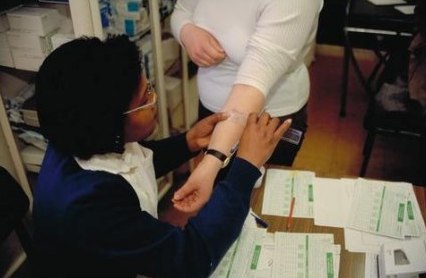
[{"left": 207, "top": 84, "right": 265, "bottom": 156}]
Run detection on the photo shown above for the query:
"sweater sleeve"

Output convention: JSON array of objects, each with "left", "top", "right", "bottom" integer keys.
[
  {"left": 170, "top": 0, "right": 198, "bottom": 45},
  {"left": 141, "top": 132, "right": 198, "bottom": 177},
  {"left": 59, "top": 157, "right": 260, "bottom": 277},
  {"left": 235, "top": 0, "right": 323, "bottom": 95}
]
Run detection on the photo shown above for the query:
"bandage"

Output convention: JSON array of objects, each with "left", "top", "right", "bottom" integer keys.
[{"left": 224, "top": 109, "right": 248, "bottom": 125}]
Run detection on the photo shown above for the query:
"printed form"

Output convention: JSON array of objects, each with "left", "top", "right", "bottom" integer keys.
[
  {"left": 344, "top": 181, "right": 426, "bottom": 254},
  {"left": 245, "top": 233, "right": 275, "bottom": 278},
  {"left": 210, "top": 212, "right": 267, "bottom": 278},
  {"left": 272, "top": 232, "right": 340, "bottom": 278},
  {"left": 347, "top": 179, "right": 409, "bottom": 239},
  {"left": 262, "top": 169, "right": 315, "bottom": 218},
  {"left": 227, "top": 227, "right": 266, "bottom": 278}
]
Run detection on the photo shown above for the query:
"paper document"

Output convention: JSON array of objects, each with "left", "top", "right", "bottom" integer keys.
[
  {"left": 272, "top": 232, "right": 340, "bottom": 278},
  {"left": 344, "top": 183, "right": 426, "bottom": 254},
  {"left": 313, "top": 177, "right": 355, "bottom": 228},
  {"left": 403, "top": 191, "right": 422, "bottom": 237},
  {"left": 211, "top": 240, "right": 238, "bottom": 278},
  {"left": 227, "top": 228, "right": 266, "bottom": 278},
  {"left": 394, "top": 5, "right": 415, "bottom": 14},
  {"left": 210, "top": 212, "right": 267, "bottom": 278},
  {"left": 262, "top": 169, "right": 315, "bottom": 217},
  {"left": 365, "top": 253, "right": 379, "bottom": 278},
  {"left": 368, "top": 0, "right": 405, "bottom": 5},
  {"left": 246, "top": 233, "right": 275, "bottom": 278},
  {"left": 347, "top": 179, "right": 409, "bottom": 239}
]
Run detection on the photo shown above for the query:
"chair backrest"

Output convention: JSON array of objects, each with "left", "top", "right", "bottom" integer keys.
[{"left": 0, "top": 166, "right": 33, "bottom": 258}]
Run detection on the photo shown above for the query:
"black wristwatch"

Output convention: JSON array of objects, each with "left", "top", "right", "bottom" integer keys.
[{"left": 205, "top": 149, "right": 231, "bottom": 168}]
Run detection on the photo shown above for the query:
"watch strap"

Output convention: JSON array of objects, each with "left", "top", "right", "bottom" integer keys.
[{"left": 205, "top": 149, "right": 227, "bottom": 162}]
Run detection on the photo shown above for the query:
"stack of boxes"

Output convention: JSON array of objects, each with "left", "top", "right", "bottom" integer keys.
[
  {"left": 162, "top": 37, "right": 184, "bottom": 130},
  {"left": 0, "top": 13, "right": 13, "bottom": 67},
  {"left": 1, "top": 6, "right": 62, "bottom": 172},
  {"left": 6, "top": 6, "right": 60, "bottom": 71},
  {"left": 109, "top": 0, "right": 150, "bottom": 37},
  {"left": 164, "top": 75, "right": 183, "bottom": 129}
]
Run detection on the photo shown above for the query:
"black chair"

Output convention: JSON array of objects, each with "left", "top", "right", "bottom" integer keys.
[
  {"left": 359, "top": 51, "right": 426, "bottom": 178},
  {"left": 340, "top": 0, "right": 415, "bottom": 116},
  {"left": 0, "top": 166, "right": 33, "bottom": 264},
  {"left": 360, "top": 98, "right": 426, "bottom": 176}
]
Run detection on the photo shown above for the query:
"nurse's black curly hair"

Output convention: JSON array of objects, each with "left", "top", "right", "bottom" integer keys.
[{"left": 36, "top": 35, "right": 142, "bottom": 159}]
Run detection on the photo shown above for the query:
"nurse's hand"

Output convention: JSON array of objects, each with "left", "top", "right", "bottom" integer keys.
[
  {"left": 186, "top": 112, "right": 229, "bottom": 152},
  {"left": 172, "top": 156, "right": 221, "bottom": 212},
  {"left": 236, "top": 113, "right": 291, "bottom": 168},
  {"left": 173, "top": 113, "right": 292, "bottom": 213},
  {"left": 180, "top": 23, "right": 226, "bottom": 67}
]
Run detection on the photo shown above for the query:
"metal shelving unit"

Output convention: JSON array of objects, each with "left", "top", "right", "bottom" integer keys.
[{"left": 0, "top": 1, "right": 181, "bottom": 275}]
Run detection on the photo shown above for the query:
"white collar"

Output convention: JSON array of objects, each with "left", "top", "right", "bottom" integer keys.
[
  {"left": 75, "top": 142, "right": 159, "bottom": 217},
  {"left": 75, "top": 142, "right": 148, "bottom": 174}
]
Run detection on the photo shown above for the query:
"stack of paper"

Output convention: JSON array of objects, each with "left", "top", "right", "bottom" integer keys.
[
  {"left": 272, "top": 232, "right": 340, "bottom": 278},
  {"left": 345, "top": 180, "right": 426, "bottom": 254},
  {"left": 211, "top": 212, "right": 271, "bottom": 278},
  {"left": 262, "top": 169, "right": 426, "bottom": 254},
  {"left": 312, "top": 177, "right": 426, "bottom": 254},
  {"left": 211, "top": 211, "right": 340, "bottom": 278},
  {"left": 234, "top": 169, "right": 426, "bottom": 277},
  {"left": 262, "top": 169, "right": 315, "bottom": 218}
]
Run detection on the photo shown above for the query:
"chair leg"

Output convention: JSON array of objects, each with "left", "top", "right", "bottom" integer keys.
[{"left": 360, "top": 131, "right": 376, "bottom": 177}]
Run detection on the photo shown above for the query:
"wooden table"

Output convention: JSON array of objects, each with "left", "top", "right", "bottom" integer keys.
[{"left": 249, "top": 174, "right": 426, "bottom": 278}]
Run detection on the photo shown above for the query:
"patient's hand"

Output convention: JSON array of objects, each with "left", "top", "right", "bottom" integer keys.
[
  {"left": 172, "top": 156, "right": 221, "bottom": 212},
  {"left": 181, "top": 24, "right": 226, "bottom": 67}
]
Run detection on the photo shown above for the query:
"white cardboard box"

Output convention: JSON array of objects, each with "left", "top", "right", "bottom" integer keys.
[
  {"left": 379, "top": 238, "right": 426, "bottom": 278},
  {"left": 7, "top": 7, "right": 60, "bottom": 36},
  {"left": 6, "top": 30, "right": 51, "bottom": 55},
  {"left": 0, "top": 32, "right": 9, "bottom": 46},
  {"left": 11, "top": 48, "right": 46, "bottom": 71},
  {"left": 20, "top": 145, "right": 45, "bottom": 166},
  {"left": 21, "top": 145, "right": 44, "bottom": 173},
  {"left": 162, "top": 37, "right": 179, "bottom": 70},
  {"left": 50, "top": 32, "right": 74, "bottom": 50},
  {"left": 164, "top": 75, "right": 182, "bottom": 110},
  {"left": 0, "top": 14, "right": 10, "bottom": 32},
  {"left": 169, "top": 101, "right": 184, "bottom": 129},
  {"left": 0, "top": 47, "right": 14, "bottom": 67}
]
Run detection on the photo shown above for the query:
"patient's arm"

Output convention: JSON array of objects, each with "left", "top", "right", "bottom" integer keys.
[{"left": 172, "top": 84, "right": 265, "bottom": 212}]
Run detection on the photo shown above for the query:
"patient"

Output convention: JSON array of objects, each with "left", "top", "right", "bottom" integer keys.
[{"left": 32, "top": 35, "right": 291, "bottom": 277}]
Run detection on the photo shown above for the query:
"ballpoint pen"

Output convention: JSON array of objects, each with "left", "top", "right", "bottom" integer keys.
[
  {"left": 250, "top": 211, "right": 269, "bottom": 228},
  {"left": 287, "top": 196, "right": 296, "bottom": 231}
]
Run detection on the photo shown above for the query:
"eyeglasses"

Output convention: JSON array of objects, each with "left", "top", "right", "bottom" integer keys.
[{"left": 123, "top": 82, "right": 157, "bottom": 115}]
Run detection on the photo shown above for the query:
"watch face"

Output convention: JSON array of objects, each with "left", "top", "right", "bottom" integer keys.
[{"left": 222, "top": 156, "right": 231, "bottom": 168}]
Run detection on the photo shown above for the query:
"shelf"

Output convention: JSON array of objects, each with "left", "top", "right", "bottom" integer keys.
[{"left": 0, "top": 2, "right": 192, "bottom": 275}]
